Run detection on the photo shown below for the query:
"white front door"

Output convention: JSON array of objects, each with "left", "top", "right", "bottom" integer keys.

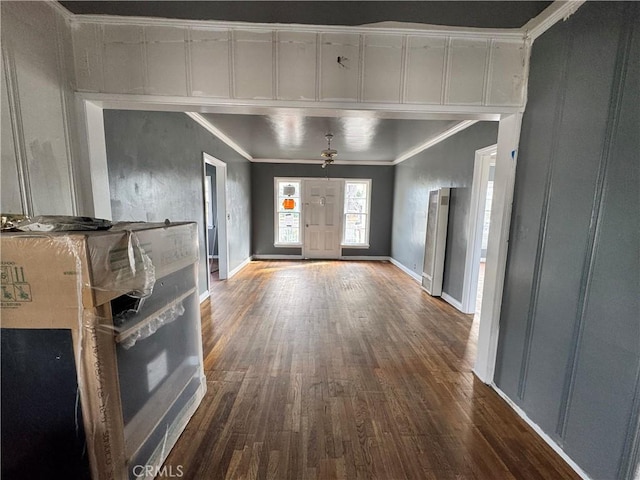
[{"left": 303, "top": 179, "right": 343, "bottom": 259}]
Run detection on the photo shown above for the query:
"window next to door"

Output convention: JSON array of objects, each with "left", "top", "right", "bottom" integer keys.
[
  {"left": 274, "top": 178, "right": 302, "bottom": 246},
  {"left": 274, "top": 177, "right": 372, "bottom": 249},
  {"left": 342, "top": 179, "right": 371, "bottom": 248}
]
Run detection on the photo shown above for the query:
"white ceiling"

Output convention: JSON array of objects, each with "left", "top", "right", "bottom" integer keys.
[{"left": 200, "top": 112, "right": 463, "bottom": 163}]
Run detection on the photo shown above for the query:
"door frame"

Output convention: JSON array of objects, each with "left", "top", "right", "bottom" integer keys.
[
  {"left": 77, "top": 98, "right": 522, "bottom": 386},
  {"left": 461, "top": 144, "right": 497, "bottom": 314},
  {"left": 473, "top": 113, "right": 522, "bottom": 383},
  {"left": 203, "top": 152, "right": 229, "bottom": 285}
]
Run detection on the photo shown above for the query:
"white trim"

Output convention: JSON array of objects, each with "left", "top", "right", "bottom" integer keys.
[
  {"left": 187, "top": 112, "right": 253, "bottom": 160},
  {"left": 50, "top": 1, "right": 75, "bottom": 22},
  {"left": 489, "top": 384, "right": 591, "bottom": 480},
  {"left": 252, "top": 254, "right": 303, "bottom": 260},
  {"left": 203, "top": 153, "right": 230, "bottom": 281},
  {"left": 199, "top": 290, "right": 210, "bottom": 304},
  {"left": 55, "top": 9, "right": 79, "bottom": 216},
  {"left": 523, "top": 0, "right": 586, "bottom": 42},
  {"left": 2, "top": 44, "right": 32, "bottom": 216},
  {"left": 228, "top": 256, "right": 252, "bottom": 278},
  {"left": 76, "top": 92, "right": 512, "bottom": 119},
  {"left": 274, "top": 177, "right": 303, "bottom": 247},
  {"left": 339, "top": 256, "right": 390, "bottom": 261},
  {"left": 343, "top": 179, "right": 372, "bottom": 247},
  {"left": 78, "top": 99, "right": 112, "bottom": 219},
  {"left": 441, "top": 292, "right": 465, "bottom": 312},
  {"left": 389, "top": 257, "right": 422, "bottom": 283},
  {"left": 69, "top": 14, "right": 525, "bottom": 40},
  {"left": 474, "top": 113, "right": 522, "bottom": 384},
  {"left": 393, "top": 120, "right": 479, "bottom": 164},
  {"left": 461, "top": 144, "right": 497, "bottom": 314}
]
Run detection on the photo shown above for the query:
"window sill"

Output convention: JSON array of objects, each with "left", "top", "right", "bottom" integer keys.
[{"left": 341, "top": 244, "right": 370, "bottom": 249}]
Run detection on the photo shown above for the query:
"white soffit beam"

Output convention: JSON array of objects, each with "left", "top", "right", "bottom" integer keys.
[
  {"left": 393, "top": 120, "right": 479, "bottom": 165},
  {"left": 185, "top": 112, "right": 253, "bottom": 161},
  {"left": 523, "top": 0, "right": 586, "bottom": 42}
]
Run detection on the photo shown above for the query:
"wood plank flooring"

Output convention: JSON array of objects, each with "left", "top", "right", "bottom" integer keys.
[{"left": 163, "top": 260, "right": 579, "bottom": 480}]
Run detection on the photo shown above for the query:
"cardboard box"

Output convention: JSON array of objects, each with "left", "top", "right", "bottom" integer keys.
[
  {"left": 0, "top": 222, "right": 205, "bottom": 480},
  {"left": 0, "top": 222, "right": 198, "bottom": 329}
]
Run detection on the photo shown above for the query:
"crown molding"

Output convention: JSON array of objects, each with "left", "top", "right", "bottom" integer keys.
[
  {"left": 393, "top": 120, "right": 479, "bottom": 165},
  {"left": 50, "top": 1, "right": 75, "bottom": 21},
  {"left": 66, "top": 12, "right": 525, "bottom": 41},
  {"left": 523, "top": 0, "right": 586, "bottom": 42},
  {"left": 185, "top": 112, "right": 253, "bottom": 161}
]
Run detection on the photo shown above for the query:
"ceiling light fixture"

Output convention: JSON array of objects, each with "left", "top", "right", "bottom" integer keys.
[{"left": 321, "top": 133, "right": 337, "bottom": 169}]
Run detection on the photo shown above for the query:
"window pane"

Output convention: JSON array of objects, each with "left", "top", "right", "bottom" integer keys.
[
  {"left": 345, "top": 198, "right": 367, "bottom": 214},
  {"left": 278, "top": 196, "right": 300, "bottom": 212},
  {"left": 278, "top": 212, "right": 300, "bottom": 243},
  {"left": 344, "top": 213, "right": 367, "bottom": 244},
  {"left": 345, "top": 182, "right": 367, "bottom": 199},
  {"left": 278, "top": 181, "right": 300, "bottom": 198}
]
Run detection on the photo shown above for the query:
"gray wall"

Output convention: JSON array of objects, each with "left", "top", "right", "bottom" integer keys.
[
  {"left": 60, "top": 1, "right": 551, "bottom": 29},
  {"left": 103, "top": 110, "right": 251, "bottom": 296},
  {"left": 494, "top": 3, "right": 639, "bottom": 479},
  {"left": 391, "top": 121, "right": 498, "bottom": 303},
  {"left": 251, "top": 163, "right": 394, "bottom": 257}
]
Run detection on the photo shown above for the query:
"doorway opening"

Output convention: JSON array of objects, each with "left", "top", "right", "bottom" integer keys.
[
  {"left": 203, "top": 153, "right": 229, "bottom": 291},
  {"left": 476, "top": 159, "right": 496, "bottom": 317},
  {"left": 204, "top": 164, "right": 219, "bottom": 280},
  {"left": 462, "top": 145, "right": 497, "bottom": 316}
]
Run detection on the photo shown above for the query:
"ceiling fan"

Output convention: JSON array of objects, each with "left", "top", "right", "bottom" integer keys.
[{"left": 320, "top": 133, "right": 337, "bottom": 168}]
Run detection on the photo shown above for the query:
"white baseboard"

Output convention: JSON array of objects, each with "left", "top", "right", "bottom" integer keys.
[
  {"left": 340, "top": 255, "right": 390, "bottom": 261},
  {"left": 252, "top": 254, "right": 304, "bottom": 260},
  {"left": 199, "top": 290, "right": 210, "bottom": 304},
  {"left": 489, "top": 384, "right": 591, "bottom": 480},
  {"left": 228, "top": 256, "right": 252, "bottom": 278},
  {"left": 441, "top": 292, "right": 465, "bottom": 312},
  {"left": 389, "top": 257, "right": 421, "bottom": 283}
]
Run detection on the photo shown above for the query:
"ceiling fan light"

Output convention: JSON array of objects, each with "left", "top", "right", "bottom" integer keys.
[{"left": 320, "top": 133, "right": 337, "bottom": 166}]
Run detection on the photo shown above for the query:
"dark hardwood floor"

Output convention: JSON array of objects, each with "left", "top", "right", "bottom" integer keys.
[{"left": 164, "top": 260, "right": 579, "bottom": 480}]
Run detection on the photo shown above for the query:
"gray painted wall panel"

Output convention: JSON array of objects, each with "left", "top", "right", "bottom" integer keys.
[
  {"left": 103, "top": 110, "right": 251, "bottom": 296},
  {"left": 251, "top": 163, "right": 394, "bottom": 257},
  {"left": 391, "top": 121, "right": 498, "bottom": 302},
  {"left": 493, "top": 19, "right": 566, "bottom": 399},
  {"left": 522, "top": 4, "right": 622, "bottom": 432},
  {"left": 562, "top": 7, "right": 640, "bottom": 478},
  {"left": 495, "top": 3, "right": 640, "bottom": 479}
]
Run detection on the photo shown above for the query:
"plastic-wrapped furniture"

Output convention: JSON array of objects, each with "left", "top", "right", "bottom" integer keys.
[{"left": 1, "top": 222, "right": 206, "bottom": 480}]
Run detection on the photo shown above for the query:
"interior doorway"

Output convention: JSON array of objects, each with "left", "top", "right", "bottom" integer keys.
[
  {"left": 204, "top": 163, "right": 219, "bottom": 280},
  {"left": 462, "top": 145, "right": 497, "bottom": 315},
  {"left": 476, "top": 162, "right": 495, "bottom": 314},
  {"left": 203, "top": 153, "right": 229, "bottom": 290}
]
